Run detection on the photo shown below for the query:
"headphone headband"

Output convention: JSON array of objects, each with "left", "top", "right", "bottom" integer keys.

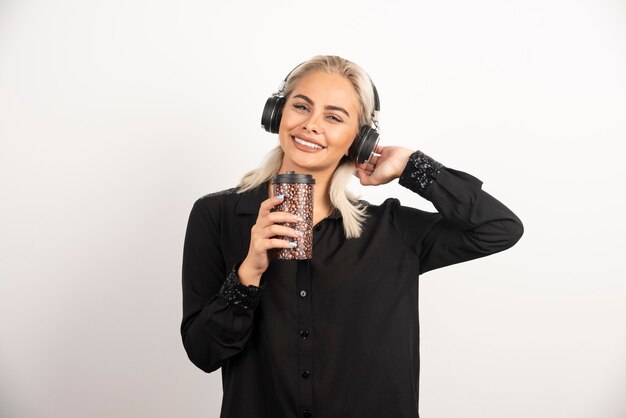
[{"left": 274, "top": 61, "right": 380, "bottom": 115}]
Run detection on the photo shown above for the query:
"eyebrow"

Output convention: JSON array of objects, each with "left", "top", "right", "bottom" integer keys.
[{"left": 293, "top": 94, "right": 351, "bottom": 118}]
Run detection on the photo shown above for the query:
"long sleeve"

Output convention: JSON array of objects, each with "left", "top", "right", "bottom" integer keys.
[
  {"left": 180, "top": 198, "right": 262, "bottom": 373},
  {"left": 391, "top": 150, "right": 524, "bottom": 275}
]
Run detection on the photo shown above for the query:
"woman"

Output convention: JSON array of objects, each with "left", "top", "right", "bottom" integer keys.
[{"left": 181, "top": 55, "right": 523, "bottom": 418}]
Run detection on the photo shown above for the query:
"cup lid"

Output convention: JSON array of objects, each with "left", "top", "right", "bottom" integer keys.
[{"left": 271, "top": 171, "right": 315, "bottom": 184}]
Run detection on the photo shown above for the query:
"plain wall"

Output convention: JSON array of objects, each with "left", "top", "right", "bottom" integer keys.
[{"left": 1, "top": 0, "right": 625, "bottom": 417}]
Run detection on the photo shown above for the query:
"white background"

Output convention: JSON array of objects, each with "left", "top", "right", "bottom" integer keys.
[{"left": 1, "top": 0, "right": 625, "bottom": 417}]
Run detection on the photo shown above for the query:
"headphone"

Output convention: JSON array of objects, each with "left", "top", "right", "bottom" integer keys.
[{"left": 261, "top": 62, "right": 381, "bottom": 164}]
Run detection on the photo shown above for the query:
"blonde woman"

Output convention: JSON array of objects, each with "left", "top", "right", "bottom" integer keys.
[{"left": 181, "top": 55, "right": 523, "bottom": 418}]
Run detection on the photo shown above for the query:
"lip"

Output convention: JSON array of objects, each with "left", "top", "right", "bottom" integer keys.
[{"left": 291, "top": 135, "right": 326, "bottom": 149}]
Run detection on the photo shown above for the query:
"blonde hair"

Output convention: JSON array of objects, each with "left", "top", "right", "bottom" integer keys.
[{"left": 237, "top": 55, "right": 377, "bottom": 238}]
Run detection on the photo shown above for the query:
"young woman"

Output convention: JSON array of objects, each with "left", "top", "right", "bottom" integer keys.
[{"left": 181, "top": 55, "right": 523, "bottom": 418}]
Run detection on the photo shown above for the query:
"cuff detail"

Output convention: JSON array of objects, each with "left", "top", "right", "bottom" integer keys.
[
  {"left": 218, "top": 264, "right": 262, "bottom": 312},
  {"left": 398, "top": 150, "right": 444, "bottom": 195}
]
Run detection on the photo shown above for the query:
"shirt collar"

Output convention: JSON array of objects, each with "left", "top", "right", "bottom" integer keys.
[{"left": 235, "top": 180, "right": 342, "bottom": 220}]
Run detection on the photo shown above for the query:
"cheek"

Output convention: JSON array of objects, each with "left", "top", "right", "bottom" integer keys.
[
  {"left": 280, "top": 106, "right": 303, "bottom": 127},
  {"left": 278, "top": 129, "right": 292, "bottom": 149},
  {"left": 343, "top": 125, "right": 360, "bottom": 146},
  {"left": 278, "top": 109, "right": 297, "bottom": 139},
  {"left": 328, "top": 128, "right": 358, "bottom": 153}
]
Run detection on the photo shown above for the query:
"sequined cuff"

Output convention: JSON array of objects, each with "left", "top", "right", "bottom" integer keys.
[
  {"left": 218, "top": 264, "right": 262, "bottom": 313},
  {"left": 398, "top": 150, "right": 444, "bottom": 196}
]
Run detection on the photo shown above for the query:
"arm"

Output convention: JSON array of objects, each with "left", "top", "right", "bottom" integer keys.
[
  {"left": 356, "top": 146, "right": 523, "bottom": 275},
  {"left": 180, "top": 198, "right": 262, "bottom": 373},
  {"left": 392, "top": 150, "right": 524, "bottom": 274}
]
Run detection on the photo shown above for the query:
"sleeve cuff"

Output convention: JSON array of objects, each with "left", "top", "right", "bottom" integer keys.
[
  {"left": 398, "top": 150, "right": 444, "bottom": 197},
  {"left": 218, "top": 263, "right": 262, "bottom": 312}
]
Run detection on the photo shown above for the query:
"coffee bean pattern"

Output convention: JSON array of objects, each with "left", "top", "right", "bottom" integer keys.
[{"left": 270, "top": 183, "right": 314, "bottom": 260}]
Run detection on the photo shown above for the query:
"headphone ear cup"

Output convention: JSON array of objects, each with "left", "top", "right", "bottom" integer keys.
[
  {"left": 349, "top": 125, "right": 380, "bottom": 164},
  {"left": 261, "top": 96, "right": 286, "bottom": 134}
]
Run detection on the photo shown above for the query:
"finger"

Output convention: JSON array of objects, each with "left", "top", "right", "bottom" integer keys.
[
  {"left": 357, "top": 162, "right": 375, "bottom": 174},
  {"left": 265, "top": 238, "right": 298, "bottom": 251},
  {"left": 256, "top": 211, "right": 302, "bottom": 230},
  {"left": 368, "top": 152, "right": 381, "bottom": 167},
  {"left": 259, "top": 194, "right": 286, "bottom": 216},
  {"left": 255, "top": 212, "right": 304, "bottom": 230},
  {"left": 356, "top": 168, "right": 373, "bottom": 185},
  {"left": 265, "top": 224, "right": 303, "bottom": 239},
  {"left": 257, "top": 194, "right": 285, "bottom": 222},
  {"left": 266, "top": 211, "right": 303, "bottom": 224}
]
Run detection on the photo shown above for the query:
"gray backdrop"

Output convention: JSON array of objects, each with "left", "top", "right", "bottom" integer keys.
[{"left": 1, "top": 0, "right": 625, "bottom": 417}]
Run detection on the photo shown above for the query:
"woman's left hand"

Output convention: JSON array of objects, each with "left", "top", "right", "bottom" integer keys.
[{"left": 355, "top": 145, "right": 414, "bottom": 186}]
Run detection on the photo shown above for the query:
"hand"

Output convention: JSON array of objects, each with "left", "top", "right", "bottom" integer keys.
[
  {"left": 238, "top": 195, "right": 302, "bottom": 286},
  {"left": 355, "top": 146, "right": 414, "bottom": 186}
]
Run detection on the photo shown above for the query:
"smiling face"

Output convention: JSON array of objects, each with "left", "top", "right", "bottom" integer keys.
[{"left": 277, "top": 71, "right": 361, "bottom": 177}]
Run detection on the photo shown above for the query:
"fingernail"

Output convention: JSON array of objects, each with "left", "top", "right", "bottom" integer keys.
[
  {"left": 276, "top": 194, "right": 284, "bottom": 201},
  {"left": 295, "top": 230, "right": 304, "bottom": 237},
  {"left": 289, "top": 241, "right": 298, "bottom": 248},
  {"left": 293, "top": 215, "right": 303, "bottom": 222}
]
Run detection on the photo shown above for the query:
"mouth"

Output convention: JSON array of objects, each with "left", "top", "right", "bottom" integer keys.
[{"left": 291, "top": 135, "right": 326, "bottom": 151}]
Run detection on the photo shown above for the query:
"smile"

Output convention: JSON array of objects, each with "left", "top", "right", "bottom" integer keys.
[{"left": 292, "top": 136, "right": 325, "bottom": 150}]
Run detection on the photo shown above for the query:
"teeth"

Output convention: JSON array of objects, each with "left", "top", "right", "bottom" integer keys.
[{"left": 294, "top": 137, "right": 323, "bottom": 150}]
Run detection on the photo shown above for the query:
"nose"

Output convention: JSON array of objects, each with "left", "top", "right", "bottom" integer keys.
[{"left": 303, "top": 111, "right": 323, "bottom": 134}]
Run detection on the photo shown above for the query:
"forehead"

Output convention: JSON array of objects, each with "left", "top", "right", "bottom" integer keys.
[{"left": 290, "top": 71, "right": 359, "bottom": 110}]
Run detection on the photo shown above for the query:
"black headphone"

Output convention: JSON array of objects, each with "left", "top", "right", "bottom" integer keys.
[{"left": 261, "top": 62, "right": 381, "bottom": 164}]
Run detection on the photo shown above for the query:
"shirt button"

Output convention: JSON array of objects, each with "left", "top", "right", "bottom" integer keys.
[
  {"left": 300, "top": 290, "right": 307, "bottom": 297},
  {"left": 301, "top": 370, "right": 310, "bottom": 378},
  {"left": 300, "top": 329, "right": 309, "bottom": 339},
  {"left": 315, "top": 224, "right": 322, "bottom": 231},
  {"left": 303, "top": 410, "right": 312, "bottom": 417}
]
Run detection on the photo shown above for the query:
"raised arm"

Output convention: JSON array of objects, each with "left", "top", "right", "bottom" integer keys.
[
  {"left": 390, "top": 150, "right": 524, "bottom": 274},
  {"left": 356, "top": 146, "right": 523, "bottom": 275}
]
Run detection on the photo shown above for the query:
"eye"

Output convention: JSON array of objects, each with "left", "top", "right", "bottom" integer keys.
[
  {"left": 293, "top": 103, "right": 309, "bottom": 112},
  {"left": 327, "top": 114, "right": 343, "bottom": 123}
]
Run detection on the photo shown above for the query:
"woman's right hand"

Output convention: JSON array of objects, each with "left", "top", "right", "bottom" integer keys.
[{"left": 237, "top": 194, "right": 303, "bottom": 286}]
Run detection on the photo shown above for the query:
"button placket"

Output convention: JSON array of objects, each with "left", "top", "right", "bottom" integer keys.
[{"left": 296, "top": 260, "right": 314, "bottom": 417}]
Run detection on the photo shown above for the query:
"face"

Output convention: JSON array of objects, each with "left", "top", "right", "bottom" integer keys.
[{"left": 278, "top": 71, "right": 360, "bottom": 176}]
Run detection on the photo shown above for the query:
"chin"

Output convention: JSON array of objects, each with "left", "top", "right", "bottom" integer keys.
[{"left": 283, "top": 154, "right": 329, "bottom": 173}]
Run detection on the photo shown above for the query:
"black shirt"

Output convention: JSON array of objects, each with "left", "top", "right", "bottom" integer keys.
[{"left": 180, "top": 150, "right": 523, "bottom": 418}]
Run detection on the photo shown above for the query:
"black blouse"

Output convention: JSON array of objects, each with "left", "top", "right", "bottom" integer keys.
[{"left": 180, "top": 150, "right": 523, "bottom": 418}]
